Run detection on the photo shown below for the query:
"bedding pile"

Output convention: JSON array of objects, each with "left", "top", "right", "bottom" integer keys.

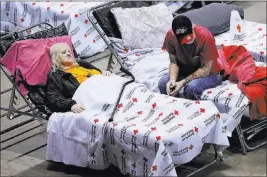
[
  {"left": 0, "top": 1, "right": 107, "bottom": 58},
  {"left": 47, "top": 75, "right": 229, "bottom": 176},
  {"left": 215, "top": 21, "right": 266, "bottom": 63}
]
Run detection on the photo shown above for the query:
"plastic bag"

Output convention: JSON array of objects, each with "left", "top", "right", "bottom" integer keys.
[{"left": 229, "top": 10, "right": 246, "bottom": 41}]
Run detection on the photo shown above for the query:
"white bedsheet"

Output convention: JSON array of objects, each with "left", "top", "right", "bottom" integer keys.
[
  {"left": 47, "top": 75, "right": 229, "bottom": 176},
  {"left": 215, "top": 20, "right": 266, "bottom": 63},
  {"left": 0, "top": 1, "right": 107, "bottom": 58}
]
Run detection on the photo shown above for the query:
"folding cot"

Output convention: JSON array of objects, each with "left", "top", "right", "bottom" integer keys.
[{"left": 87, "top": 1, "right": 266, "bottom": 156}]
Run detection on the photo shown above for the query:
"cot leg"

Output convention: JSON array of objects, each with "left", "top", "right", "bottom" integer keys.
[{"left": 236, "top": 124, "right": 247, "bottom": 155}]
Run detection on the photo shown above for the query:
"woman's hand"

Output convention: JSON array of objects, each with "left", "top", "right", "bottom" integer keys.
[
  {"left": 102, "top": 70, "right": 112, "bottom": 76},
  {"left": 71, "top": 104, "right": 85, "bottom": 113}
]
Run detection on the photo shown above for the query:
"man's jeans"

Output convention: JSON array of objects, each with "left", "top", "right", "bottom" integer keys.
[{"left": 158, "top": 73, "right": 222, "bottom": 100}]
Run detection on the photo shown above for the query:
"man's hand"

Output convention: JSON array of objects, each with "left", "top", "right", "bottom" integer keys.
[
  {"left": 170, "top": 80, "right": 186, "bottom": 97},
  {"left": 71, "top": 104, "right": 85, "bottom": 113},
  {"left": 166, "top": 78, "right": 176, "bottom": 95},
  {"left": 102, "top": 70, "right": 112, "bottom": 76}
]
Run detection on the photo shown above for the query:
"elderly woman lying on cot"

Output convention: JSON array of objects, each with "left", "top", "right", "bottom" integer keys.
[{"left": 45, "top": 43, "right": 112, "bottom": 114}]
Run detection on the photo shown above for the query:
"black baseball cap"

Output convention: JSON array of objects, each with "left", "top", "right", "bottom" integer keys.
[{"left": 172, "top": 15, "right": 193, "bottom": 44}]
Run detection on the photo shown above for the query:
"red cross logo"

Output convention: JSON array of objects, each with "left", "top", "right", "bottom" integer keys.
[
  {"left": 189, "top": 145, "right": 194, "bottom": 150},
  {"left": 236, "top": 24, "right": 241, "bottom": 32},
  {"left": 200, "top": 108, "right": 205, "bottom": 113},
  {"left": 113, "top": 123, "right": 118, "bottom": 127},
  {"left": 132, "top": 98, "right": 138, "bottom": 102},
  {"left": 216, "top": 114, "right": 220, "bottom": 118},
  {"left": 84, "top": 19, "right": 88, "bottom": 24},
  {"left": 207, "top": 91, "right": 212, "bottom": 94},
  {"left": 228, "top": 93, "right": 233, "bottom": 97},
  {"left": 117, "top": 103, "right": 123, "bottom": 109},
  {"left": 174, "top": 110, "right": 179, "bottom": 116},
  {"left": 151, "top": 127, "right": 156, "bottom": 131},
  {"left": 152, "top": 165, "right": 157, "bottom": 171},
  {"left": 137, "top": 111, "right": 142, "bottom": 115},
  {"left": 124, "top": 48, "right": 129, "bottom": 53},
  {"left": 133, "top": 129, "right": 138, "bottom": 135},
  {"left": 20, "top": 18, "right": 24, "bottom": 22},
  {"left": 156, "top": 136, "right": 161, "bottom": 141},
  {"left": 152, "top": 103, "right": 157, "bottom": 109},
  {"left": 195, "top": 101, "right": 200, "bottom": 104},
  {"left": 94, "top": 119, "right": 99, "bottom": 124},
  {"left": 158, "top": 112, "right": 163, "bottom": 117},
  {"left": 194, "top": 127, "right": 198, "bottom": 133}
]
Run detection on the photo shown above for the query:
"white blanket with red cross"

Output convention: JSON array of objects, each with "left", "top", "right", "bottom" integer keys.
[{"left": 46, "top": 75, "right": 229, "bottom": 176}]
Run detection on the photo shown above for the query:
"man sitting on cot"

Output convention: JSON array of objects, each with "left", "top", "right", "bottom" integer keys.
[
  {"left": 158, "top": 15, "right": 223, "bottom": 99},
  {"left": 45, "top": 43, "right": 112, "bottom": 114}
]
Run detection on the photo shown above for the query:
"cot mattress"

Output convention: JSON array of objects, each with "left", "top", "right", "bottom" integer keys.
[{"left": 215, "top": 20, "right": 266, "bottom": 63}]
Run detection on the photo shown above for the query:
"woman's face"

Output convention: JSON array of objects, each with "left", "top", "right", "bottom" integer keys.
[{"left": 55, "top": 44, "right": 75, "bottom": 68}]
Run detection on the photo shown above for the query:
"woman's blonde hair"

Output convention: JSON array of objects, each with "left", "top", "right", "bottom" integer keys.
[{"left": 49, "top": 43, "right": 76, "bottom": 72}]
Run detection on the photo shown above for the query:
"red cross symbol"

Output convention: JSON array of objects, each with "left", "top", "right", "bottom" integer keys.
[
  {"left": 84, "top": 19, "right": 88, "bottom": 24},
  {"left": 156, "top": 136, "right": 161, "bottom": 141},
  {"left": 137, "top": 111, "right": 142, "bottom": 115},
  {"left": 174, "top": 110, "right": 179, "bottom": 116},
  {"left": 152, "top": 103, "right": 157, "bottom": 109},
  {"left": 228, "top": 93, "right": 233, "bottom": 97},
  {"left": 152, "top": 165, "right": 157, "bottom": 171},
  {"left": 94, "top": 119, "right": 99, "bottom": 124},
  {"left": 133, "top": 129, "right": 138, "bottom": 135},
  {"left": 117, "top": 103, "right": 123, "bottom": 109},
  {"left": 236, "top": 24, "right": 241, "bottom": 32},
  {"left": 178, "top": 124, "right": 183, "bottom": 127},
  {"left": 207, "top": 91, "right": 212, "bottom": 94},
  {"left": 216, "top": 114, "right": 220, "bottom": 118},
  {"left": 74, "top": 14, "right": 78, "bottom": 18},
  {"left": 189, "top": 145, "right": 194, "bottom": 150},
  {"left": 151, "top": 127, "right": 156, "bottom": 131},
  {"left": 195, "top": 101, "right": 200, "bottom": 104},
  {"left": 200, "top": 108, "right": 205, "bottom": 113},
  {"left": 194, "top": 127, "right": 198, "bottom": 133},
  {"left": 158, "top": 112, "right": 163, "bottom": 117},
  {"left": 124, "top": 48, "right": 129, "bottom": 53},
  {"left": 132, "top": 98, "right": 138, "bottom": 102},
  {"left": 20, "top": 18, "right": 24, "bottom": 22},
  {"left": 113, "top": 123, "right": 118, "bottom": 127}
]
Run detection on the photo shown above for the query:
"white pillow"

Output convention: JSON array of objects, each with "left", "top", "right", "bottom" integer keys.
[{"left": 111, "top": 3, "right": 173, "bottom": 49}]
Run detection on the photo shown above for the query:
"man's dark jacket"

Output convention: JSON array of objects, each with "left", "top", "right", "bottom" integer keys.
[{"left": 45, "top": 61, "right": 101, "bottom": 112}]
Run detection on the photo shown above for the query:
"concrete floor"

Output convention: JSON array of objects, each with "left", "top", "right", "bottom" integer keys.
[{"left": 1, "top": 1, "right": 266, "bottom": 177}]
